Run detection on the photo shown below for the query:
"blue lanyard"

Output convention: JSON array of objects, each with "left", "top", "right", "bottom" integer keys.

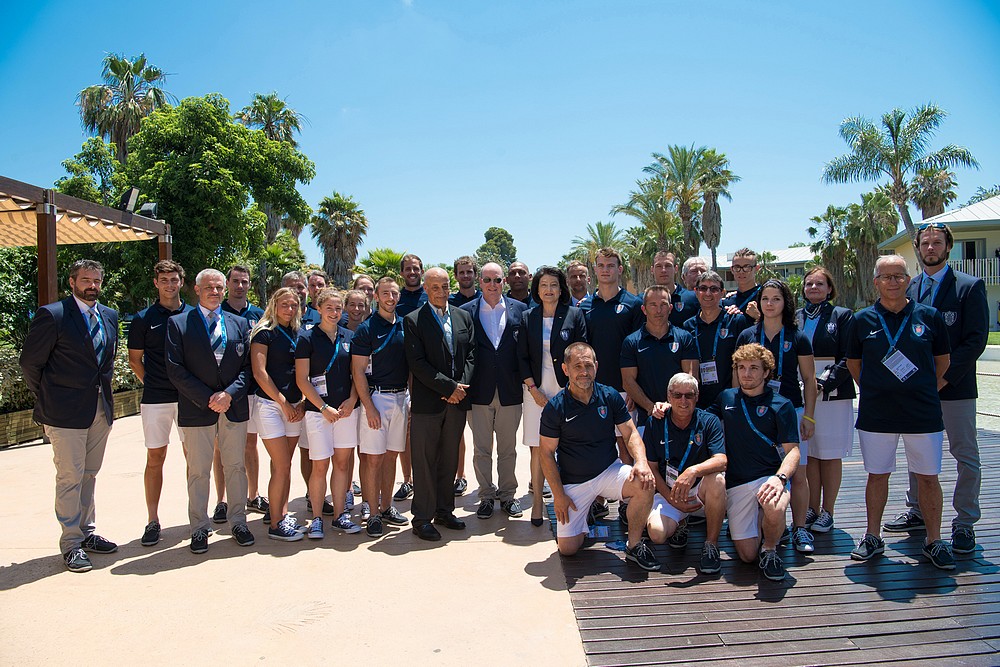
[
  {"left": 320, "top": 328, "right": 344, "bottom": 375},
  {"left": 918, "top": 273, "right": 943, "bottom": 305},
  {"left": 665, "top": 418, "right": 699, "bottom": 472},
  {"left": 740, "top": 396, "right": 775, "bottom": 448},
  {"left": 276, "top": 325, "right": 297, "bottom": 351},
  {"left": 197, "top": 307, "right": 227, "bottom": 350},
  {"left": 371, "top": 319, "right": 401, "bottom": 356},
  {"left": 875, "top": 307, "right": 912, "bottom": 353},
  {"left": 758, "top": 325, "right": 786, "bottom": 380},
  {"left": 694, "top": 314, "right": 726, "bottom": 360},
  {"left": 736, "top": 286, "right": 760, "bottom": 311}
]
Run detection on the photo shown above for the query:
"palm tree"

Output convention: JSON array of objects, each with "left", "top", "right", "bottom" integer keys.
[
  {"left": 808, "top": 205, "right": 852, "bottom": 306},
  {"left": 356, "top": 247, "right": 404, "bottom": 282},
  {"left": 847, "top": 191, "right": 899, "bottom": 306},
  {"left": 567, "top": 221, "right": 628, "bottom": 275},
  {"left": 621, "top": 226, "right": 658, "bottom": 292},
  {"left": 822, "top": 104, "right": 978, "bottom": 245},
  {"left": 610, "top": 178, "right": 682, "bottom": 253},
  {"left": 77, "top": 53, "right": 173, "bottom": 163},
  {"left": 911, "top": 168, "right": 958, "bottom": 219},
  {"left": 756, "top": 251, "right": 780, "bottom": 283},
  {"left": 644, "top": 145, "right": 708, "bottom": 258},
  {"left": 966, "top": 185, "right": 1000, "bottom": 206},
  {"left": 310, "top": 192, "right": 369, "bottom": 288},
  {"left": 699, "top": 149, "right": 740, "bottom": 271}
]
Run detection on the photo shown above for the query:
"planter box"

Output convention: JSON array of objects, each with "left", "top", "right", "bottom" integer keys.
[{"left": 0, "top": 388, "right": 143, "bottom": 448}]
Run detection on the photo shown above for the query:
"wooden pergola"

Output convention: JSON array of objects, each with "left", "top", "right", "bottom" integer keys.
[{"left": 0, "top": 175, "right": 172, "bottom": 306}]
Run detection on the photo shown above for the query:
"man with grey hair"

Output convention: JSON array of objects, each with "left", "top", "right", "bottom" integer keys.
[
  {"left": 21, "top": 259, "right": 120, "bottom": 572},
  {"left": 167, "top": 268, "right": 255, "bottom": 554},
  {"left": 681, "top": 257, "right": 709, "bottom": 291},
  {"left": 643, "top": 373, "right": 727, "bottom": 574},
  {"left": 846, "top": 254, "right": 954, "bottom": 569}
]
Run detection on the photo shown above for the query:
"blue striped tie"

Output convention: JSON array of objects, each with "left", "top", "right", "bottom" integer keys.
[
  {"left": 919, "top": 277, "right": 934, "bottom": 305},
  {"left": 88, "top": 307, "right": 105, "bottom": 360},
  {"left": 208, "top": 312, "right": 225, "bottom": 363}
]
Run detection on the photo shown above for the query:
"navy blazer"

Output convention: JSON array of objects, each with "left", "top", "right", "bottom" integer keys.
[
  {"left": 795, "top": 302, "right": 856, "bottom": 401},
  {"left": 461, "top": 296, "right": 528, "bottom": 406},
  {"left": 20, "top": 296, "right": 118, "bottom": 428},
  {"left": 517, "top": 304, "right": 588, "bottom": 388},
  {"left": 907, "top": 267, "right": 989, "bottom": 400},
  {"left": 165, "top": 307, "right": 251, "bottom": 427},
  {"left": 404, "top": 303, "right": 476, "bottom": 414}
]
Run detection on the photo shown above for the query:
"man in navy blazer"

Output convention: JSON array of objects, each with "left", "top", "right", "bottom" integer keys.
[
  {"left": 166, "top": 268, "right": 254, "bottom": 554},
  {"left": 20, "top": 259, "right": 119, "bottom": 572},
  {"left": 885, "top": 223, "right": 989, "bottom": 555},
  {"left": 462, "top": 262, "right": 529, "bottom": 519}
]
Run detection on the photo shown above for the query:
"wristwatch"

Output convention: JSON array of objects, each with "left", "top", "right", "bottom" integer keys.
[{"left": 775, "top": 473, "right": 788, "bottom": 484}]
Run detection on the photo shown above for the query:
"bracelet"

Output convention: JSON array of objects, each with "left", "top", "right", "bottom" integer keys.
[
  {"left": 802, "top": 414, "right": 816, "bottom": 424},
  {"left": 525, "top": 383, "right": 536, "bottom": 390},
  {"left": 321, "top": 403, "right": 330, "bottom": 412}
]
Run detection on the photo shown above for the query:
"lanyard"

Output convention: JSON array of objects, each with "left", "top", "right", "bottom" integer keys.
[
  {"left": 735, "top": 286, "right": 760, "bottom": 311},
  {"left": 371, "top": 319, "right": 401, "bottom": 356},
  {"left": 197, "top": 307, "right": 227, "bottom": 350},
  {"left": 320, "top": 328, "right": 344, "bottom": 375},
  {"left": 759, "top": 325, "right": 786, "bottom": 380},
  {"left": 740, "top": 396, "right": 775, "bottom": 448},
  {"left": 875, "top": 308, "right": 912, "bottom": 353},
  {"left": 276, "top": 325, "right": 297, "bottom": 351},
  {"left": 665, "top": 418, "right": 699, "bottom": 472},
  {"left": 694, "top": 313, "right": 725, "bottom": 360},
  {"left": 918, "top": 273, "right": 943, "bottom": 305}
]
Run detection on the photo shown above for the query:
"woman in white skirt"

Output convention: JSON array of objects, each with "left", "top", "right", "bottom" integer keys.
[
  {"left": 797, "top": 267, "right": 856, "bottom": 534},
  {"left": 517, "top": 266, "right": 588, "bottom": 525},
  {"left": 251, "top": 287, "right": 306, "bottom": 541},
  {"left": 296, "top": 288, "right": 360, "bottom": 539}
]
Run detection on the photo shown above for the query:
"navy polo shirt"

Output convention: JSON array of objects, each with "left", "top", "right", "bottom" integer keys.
[
  {"left": 847, "top": 300, "right": 950, "bottom": 434},
  {"left": 539, "top": 383, "right": 630, "bottom": 484},
  {"left": 449, "top": 290, "right": 481, "bottom": 307},
  {"left": 620, "top": 325, "right": 698, "bottom": 423},
  {"left": 642, "top": 408, "right": 725, "bottom": 482},
  {"left": 714, "top": 387, "right": 799, "bottom": 489},
  {"left": 736, "top": 324, "right": 813, "bottom": 408},
  {"left": 250, "top": 325, "right": 302, "bottom": 402},
  {"left": 221, "top": 300, "right": 264, "bottom": 326},
  {"left": 351, "top": 312, "right": 408, "bottom": 389},
  {"left": 301, "top": 304, "right": 321, "bottom": 329},
  {"left": 396, "top": 287, "right": 428, "bottom": 318},
  {"left": 578, "top": 288, "right": 645, "bottom": 390},
  {"left": 683, "top": 311, "right": 750, "bottom": 409},
  {"left": 669, "top": 286, "right": 700, "bottom": 328},
  {"left": 295, "top": 326, "right": 356, "bottom": 411},
  {"left": 128, "top": 301, "right": 194, "bottom": 404},
  {"left": 721, "top": 285, "right": 761, "bottom": 315}
]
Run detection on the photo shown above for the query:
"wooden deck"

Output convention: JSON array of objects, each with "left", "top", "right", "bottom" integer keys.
[{"left": 552, "top": 427, "right": 1000, "bottom": 666}]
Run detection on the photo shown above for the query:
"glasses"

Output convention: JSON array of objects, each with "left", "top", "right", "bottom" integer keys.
[
  {"left": 919, "top": 222, "right": 948, "bottom": 231},
  {"left": 875, "top": 273, "right": 908, "bottom": 283},
  {"left": 481, "top": 277, "right": 503, "bottom": 284},
  {"left": 696, "top": 285, "right": 722, "bottom": 294},
  {"left": 731, "top": 264, "right": 756, "bottom": 273},
  {"left": 668, "top": 391, "right": 697, "bottom": 401}
]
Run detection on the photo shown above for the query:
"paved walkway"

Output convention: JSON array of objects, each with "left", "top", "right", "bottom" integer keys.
[{"left": 0, "top": 416, "right": 586, "bottom": 666}]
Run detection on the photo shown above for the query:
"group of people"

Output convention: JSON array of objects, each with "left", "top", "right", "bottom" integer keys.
[{"left": 20, "top": 221, "right": 987, "bottom": 582}]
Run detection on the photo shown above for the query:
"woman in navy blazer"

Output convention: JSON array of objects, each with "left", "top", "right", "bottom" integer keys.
[{"left": 516, "top": 266, "right": 588, "bottom": 525}]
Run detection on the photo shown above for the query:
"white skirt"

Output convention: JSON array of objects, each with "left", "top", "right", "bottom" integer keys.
[
  {"left": 521, "top": 364, "right": 561, "bottom": 447},
  {"left": 806, "top": 399, "right": 854, "bottom": 460}
]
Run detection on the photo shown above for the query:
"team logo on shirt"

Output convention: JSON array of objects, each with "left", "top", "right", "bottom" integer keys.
[
  {"left": 827, "top": 322, "right": 837, "bottom": 334},
  {"left": 236, "top": 342, "right": 244, "bottom": 356},
  {"left": 942, "top": 311, "right": 957, "bottom": 326},
  {"left": 615, "top": 304, "right": 625, "bottom": 314},
  {"left": 343, "top": 341, "right": 351, "bottom": 352},
  {"left": 560, "top": 330, "right": 570, "bottom": 341},
  {"left": 305, "top": 323, "right": 314, "bottom": 330},
  {"left": 676, "top": 302, "right": 684, "bottom": 312},
  {"left": 756, "top": 406, "right": 769, "bottom": 417},
  {"left": 512, "top": 328, "right": 519, "bottom": 342},
  {"left": 719, "top": 328, "right": 728, "bottom": 338},
  {"left": 783, "top": 341, "right": 791, "bottom": 352},
  {"left": 670, "top": 342, "right": 679, "bottom": 353},
  {"left": 695, "top": 432, "right": 703, "bottom": 445},
  {"left": 912, "top": 324, "right": 925, "bottom": 337},
  {"left": 598, "top": 406, "right": 608, "bottom": 419}
]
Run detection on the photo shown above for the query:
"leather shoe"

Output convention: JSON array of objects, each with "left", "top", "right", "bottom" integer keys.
[
  {"left": 433, "top": 514, "right": 466, "bottom": 530},
  {"left": 412, "top": 523, "right": 442, "bottom": 541}
]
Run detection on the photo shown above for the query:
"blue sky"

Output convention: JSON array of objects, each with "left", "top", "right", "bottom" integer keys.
[{"left": 2, "top": 1, "right": 998, "bottom": 274}]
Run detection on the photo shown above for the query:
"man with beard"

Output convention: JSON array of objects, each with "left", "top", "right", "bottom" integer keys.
[
  {"left": 393, "top": 253, "right": 428, "bottom": 503},
  {"left": 21, "top": 259, "right": 120, "bottom": 572},
  {"left": 301, "top": 270, "right": 328, "bottom": 328},
  {"left": 449, "top": 255, "right": 481, "bottom": 307},
  {"left": 566, "top": 260, "right": 591, "bottom": 306}
]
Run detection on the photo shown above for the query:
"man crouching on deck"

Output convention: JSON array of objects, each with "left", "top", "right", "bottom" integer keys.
[{"left": 539, "top": 342, "right": 660, "bottom": 571}]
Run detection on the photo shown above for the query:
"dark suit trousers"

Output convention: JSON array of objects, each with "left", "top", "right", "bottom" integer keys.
[{"left": 409, "top": 406, "right": 465, "bottom": 522}]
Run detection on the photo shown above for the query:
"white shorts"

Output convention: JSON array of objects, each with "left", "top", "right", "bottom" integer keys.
[
  {"left": 857, "top": 430, "right": 943, "bottom": 475},
  {"left": 140, "top": 402, "right": 179, "bottom": 449},
  {"left": 557, "top": 460, "right": 631, "bottom": 539},
  {"left": 254, "top": 396, "right": 302, "bottom": 440},
  {"left": 651, "top": 482, "right": 702, "bottom": 524},
  {"left": 358, "top": 391, "right": 408, "bottom": 455},
  {"left": 305, "top": 410, "right": 360, "bottom": 460},
  {"left": 726, "top": 476, "right": 788, "bottom": 541},
  {"left": 614, "top": 391, "right": 638, "bottom": 438},
  {"left": 246, "top": 395, "right": 259, "bottom": 435}
]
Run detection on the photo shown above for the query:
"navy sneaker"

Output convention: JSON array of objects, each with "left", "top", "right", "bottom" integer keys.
[
  {"left": 64, "top": 548, "right": 92, "bottom": 573},
  {"left": 190, "top": 529, "right": 209, "bottom": 554},
  {"left": 268, "top": 521, "right": 304, "bottom": 542},
  {"left": 393, "top": 482, "right": 414, "bottom": 501},
  {"left": 380, "top": 506, "right": 409, "bottom": 526},
  {"left": 212, "top": 502, "right": 228, "bottom": 524},
  {"left": 140, "top": 521, "right": 161, "bottom": 547},
  {"left": 923, "top": 539, "right": 956, "bottom": 570},
  {"left": 883, "top": 511, "right": 925, "bottom": 533},
  {"left": 625, "top": 538, "right": 661, "bottom": 572},
  {"left": 232, "top": 524, "right": 255, "bottom": 546},
  {"left": 81, "top": 534, "right": 118, "bottom": 554},
  {"left": 850, "top": 533, "right": 885, "bottom": 561},
  {"left": 759, "top": 549, "right": 785, "bottom": 581},
  {"left": 951, "top": 526, "right": 976, "bottom": 554}
]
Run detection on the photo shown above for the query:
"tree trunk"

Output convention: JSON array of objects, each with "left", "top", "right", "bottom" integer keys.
[{"left": 710, "top": 246, "right": 718, "bottom": 272}]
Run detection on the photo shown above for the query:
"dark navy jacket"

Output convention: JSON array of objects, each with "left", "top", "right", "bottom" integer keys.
[
  {"left": 165, "top": 307, "right": 251, "bottom": 427},
  {"left": 462, "top": 296, "right": 528, "bottom": 406},
  {"left": 795, "top": 302, "right": 856, "bottom": 401},
  {"left": 907, "top": 267, "right": 988, "bottom": 401},
  {"left": 20, "top": 296, "right": 118, "bottom": 428},
  {"left": 517, "top": 303, "right": 588, "bottom": 388}
]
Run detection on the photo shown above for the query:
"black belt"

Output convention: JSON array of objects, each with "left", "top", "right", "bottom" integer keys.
[{"left": 370, "top": 385, "right": 407, "bottom": 394}]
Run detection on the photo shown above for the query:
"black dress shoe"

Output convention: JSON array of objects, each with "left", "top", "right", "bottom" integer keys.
[
  {"left": 433, "top": 514, "right": 466, "bottom": 530},
  {"left": 412, "top": 523, "right": 442, "bottom": 541},
  {"left": 531, "top": 517, "right": 545, "bottom": 527}
]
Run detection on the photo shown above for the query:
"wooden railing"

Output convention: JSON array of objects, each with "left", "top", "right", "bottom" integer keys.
[{"left": 948, "top": 258, "right": 1000, "bottom": 285}]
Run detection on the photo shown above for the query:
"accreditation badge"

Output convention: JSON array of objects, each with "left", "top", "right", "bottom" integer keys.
[
  {"left": 310, "top": 375, "right": 328, "bottom": 397},
  {"left": 767, "top": 379, "right": 782, "bottom": 392},
  {"left": 882, "top": 349, "right": 917, "bottom": 382},
  {"left": 699, "top": 361, "right": 719, "bottom": 384}
]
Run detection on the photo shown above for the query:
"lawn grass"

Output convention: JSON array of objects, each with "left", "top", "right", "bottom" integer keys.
[{"left": 989, "top": 332, "right": 1000, "bottom": 346}]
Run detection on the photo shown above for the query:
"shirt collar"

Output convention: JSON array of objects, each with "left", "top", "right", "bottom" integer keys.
[
  {"left": 921, "top": 264, "right": 950, "bottom": 282},
  {"left": 200, "top": 304, "right": 222, "bottom": 319},
  {"left": 73, "top": 295, "right": 98, "bottom": 316},
  {"left": 479, "top": 296, "right": 506, "bottom": 313}
]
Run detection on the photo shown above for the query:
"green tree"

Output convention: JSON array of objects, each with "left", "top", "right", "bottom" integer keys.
[
  {"left": 966, "top": 185, "right": 1000, "bottom": 206},
  {"left": 261, "top": 231, "right": 307, "bottom": 296},
  {"left": 822, "top": 104, "right": 978, "bottom": 245},
  {"left": 475, "top": 227, "right": 518, "bottom": 267},
  {"left": 77, "top": 53, "right": 173, "bottom": 164},
  {"left": 911, "top": 168, "right": 958, "bottom": 220},
  {"left": 567, "top": 221, "right": 628, "bottom": 276},
  {"left": 808, "top": 205, "right": 853, "bottom": 307},
  {"left": 621, "top": 226, "right": 659, "bottom": 290},
  {"left": 756, "top": 250, "right": 780, "bottom": 283},
  {"left": 356, "top": 247, "right": 404, "bottom": 282},
  {"left": 0, "top": 247, "right": 38, "bottom": 347},
  {"left": 699, "top": 149, "right": 740, "bottom": 271},
  {"left": 644, "top": 144, "right": 708, "bottom": 258},
  {"left": 54, "top": 138, "right": 124, "bottom": 207},
  {"left": 126, "top": 94, "right": 314, "bottom": 290},
  {"left": 310, "top": 192, "right": 368, "bottom": 288},
  {"left": 610, "top": 178, "right": 682, "bottom": 253},
  {"left": 847, "top": 190, "right": 899, "bottom": 306}
]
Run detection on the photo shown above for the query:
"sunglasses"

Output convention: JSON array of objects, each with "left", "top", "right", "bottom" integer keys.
[
  {"left": 696, "top": 285, "right": 722, "bottom": 294},
  {"left": 481, "top": 277, "right": 504, "bottom": 284},
  {"left": 669, "top": 391, "right": 697, "bottom": 401}
]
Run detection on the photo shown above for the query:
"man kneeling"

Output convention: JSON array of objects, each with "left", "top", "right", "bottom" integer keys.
[
  {"left": 715, "top": 343, "right": 801, "bottom": 581},
  {"left": 540, "top": 343, "right": 660, "bottom": 571},
  {"left": 644, "top": 373, "right": 727, "bottom": 574}
]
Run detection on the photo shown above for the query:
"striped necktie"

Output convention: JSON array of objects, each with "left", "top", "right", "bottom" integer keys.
[
  {"left": 919, "top": 277, "right": 934, "bottom": 305},
  {"left": 88, "top": 307, "right": 105, "bottom": 360},
  {"left": 208, "top": 312, "right": 225, "bottom": 364}
]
